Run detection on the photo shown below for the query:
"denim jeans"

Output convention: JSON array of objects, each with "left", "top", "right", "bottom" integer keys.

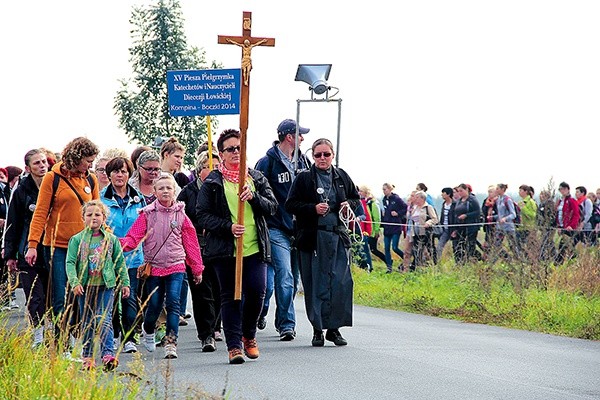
[
  {"left": 214, "top": 254, "right": 266, "bottom": 351},
  {"left": 180, "top": 274, "right": 189, "bottom": 316},
  {"left": 383, "top": 233, "right": 404, "bottom": 270},
  {"left": 78, "top": 286, "right": 115, "bottom": 358},
  {"left": 44, "top": 246, "right": 68, "bottom": 317},
  {"left": 436, "top": 228, "right": 451, "bottom": 261},
  {"left": 260, "top": 228, "right": 296, "bottom": 333},
  {"left": 143, "top": 272, "right": 184, "bottom": 341},
  {"left": 359, "top": 234, "right": 373, "bottom": 271}
]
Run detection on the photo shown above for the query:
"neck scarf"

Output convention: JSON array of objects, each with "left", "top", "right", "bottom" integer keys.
[{"left": 218, "top": 163, "right": 247, "bottom": 184}]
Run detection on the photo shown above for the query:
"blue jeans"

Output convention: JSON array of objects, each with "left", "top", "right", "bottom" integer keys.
[
  {"left": 44, "top": 246, "right": 68, "bottom": 317},
  {"left": 260, "top": 228, "right": 296, "bottom": 333},
  {"left": 383, "top": 233, "right": 404, "bottom": 270},
  {"left": 143, "top": 272, "right": 184, "bottom": 341},
  {"left": 180, "top": 274, "right": 189, "bottom": 315},
  {"left": 78, "top": 286, "right": 115, "bottom": 358},
  {"left": 359, "top": 234, "right": 373, "bottom": 271}
]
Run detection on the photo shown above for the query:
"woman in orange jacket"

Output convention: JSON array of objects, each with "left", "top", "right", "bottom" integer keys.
[{"left": 25, "top": 137, "right": 100, "bottom": 341}]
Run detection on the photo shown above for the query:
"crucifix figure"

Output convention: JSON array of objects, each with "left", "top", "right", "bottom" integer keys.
[
  {"left": 218, "top": 11, "right": 275, "bottom": 299},
  {"left": 225, "top": 38, "right": 268, "bottom": 85}
]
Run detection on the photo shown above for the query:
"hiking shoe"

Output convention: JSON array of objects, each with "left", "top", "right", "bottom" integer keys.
[
  {"left": 102, "top": 355, "right": 118, "bottom": 371},
  {"left": 279, "top": 330, "right": 296, "bottom": 341},
  {"left": 257, "top": 317, "right": 267, "bottom": 330},
  {"left": 228, "top": 348, "right": 245, "bottom": 364},
  {"left": 312, "top": 330, "right": 325, "bottom": 347},
  {"left": 178, "top": 316, "right": 188, "bottom": 326},
  {"left": 214, "top": 330, "right": 224, "bottom": 341},
  {"left": 82, "top": 357, "right": 95, "bottom": 370},
  {"left": 123, "top": 341, "right": 138, "bottom": 353},
  {"left": 164, "top": 342, "right": 178, "bottom": 359},
  {"left": 202, "top": 336, "right": 216, "bottom": 352},
  {"left": 325, "top": 329, "right": 348, "bottom": 346},
  {"left": 143, "top": 329, "right": 156, "bottom": 352},
  {"left": 242, "top": 337, "right": 259, "bottom": 359}
]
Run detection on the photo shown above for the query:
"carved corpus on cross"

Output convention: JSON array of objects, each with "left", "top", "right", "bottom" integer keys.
[{"left": 218, "top": 12, "right": 275, "bottom": 300}]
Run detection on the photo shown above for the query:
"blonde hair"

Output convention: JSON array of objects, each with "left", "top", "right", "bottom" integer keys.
[
  {"left": 358, "top": 185, "right": 371, "bottom": 196},
  {"left": 82, "top": 200, "right": 109, "bottom": 220},
  {"left": 153, "top": 174, "right": 177, "bottom": 189}
]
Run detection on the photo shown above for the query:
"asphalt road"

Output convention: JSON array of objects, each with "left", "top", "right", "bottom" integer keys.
[{"left": 5, "top": 291, "right": 600, "bottom": 399}]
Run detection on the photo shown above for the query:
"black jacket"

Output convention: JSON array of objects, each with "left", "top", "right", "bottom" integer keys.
[
  {"left": 285, "top": 165, "right": 360, "bottom": 252},
  {"left": 254, "top": 142, "right": 311, "bottom": 235},
  {"left": 196, "top": 169, "right": 277, "bottom": 263},
  {"left": 3, "top": 174, "right": 45, "bottom": 267}
]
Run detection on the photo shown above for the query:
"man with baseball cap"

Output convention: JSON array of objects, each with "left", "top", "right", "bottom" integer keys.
[{"left": 254, "top": 119, "right": 311, "bottom": 341}]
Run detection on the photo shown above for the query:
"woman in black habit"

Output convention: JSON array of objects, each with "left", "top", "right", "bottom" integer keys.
[{"left": 285, "top": 138, "right": 360, "bottom": 347}]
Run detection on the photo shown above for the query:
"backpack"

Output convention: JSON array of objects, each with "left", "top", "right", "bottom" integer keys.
[
  {"left": 503, "top": 196, "right": 521, "bottom": 225},
  {"left": 48, "top": 172, "right": 96, "bottom": 211}
]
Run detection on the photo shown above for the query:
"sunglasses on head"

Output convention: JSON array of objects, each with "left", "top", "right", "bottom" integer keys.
[
  {"left": 313, "top": 152, "right": 332, "bottom": 159},
  {"left": 222, "top": 145, "right": 241, "bottom": 153}
]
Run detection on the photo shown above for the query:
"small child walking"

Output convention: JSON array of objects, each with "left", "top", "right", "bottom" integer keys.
[{"left": 66, "top": 200, "right": 130, "bottom": 370}]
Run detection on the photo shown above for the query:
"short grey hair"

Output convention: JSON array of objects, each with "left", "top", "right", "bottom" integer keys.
[
  {"left": 194, "top": 150, "right": 221, "bottom": 172},
  {"left": 137, "top": 150, "right": 160, "bottom": 168},
  {"left": 414, "top": 190, "right": 427, "bottom": 200}
]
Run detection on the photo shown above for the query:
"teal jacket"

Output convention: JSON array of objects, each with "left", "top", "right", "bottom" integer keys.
[{"left": 66, "top": 226, "right": 129, "bottom": 289}]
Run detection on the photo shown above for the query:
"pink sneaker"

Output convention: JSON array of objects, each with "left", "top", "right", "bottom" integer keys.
[{"left": 102, "top": 355, "right": 118, "bottom": 371}]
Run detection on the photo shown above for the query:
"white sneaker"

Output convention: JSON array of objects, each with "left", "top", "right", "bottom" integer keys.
[
  {"left": 123, "top": 341, "right": 137, "bottom": 353},
  {"left": 62, "top": 351, "right": 83, "bottom": 363},
  {"left": 143, "top": 329, "right": 155, "bottom": 352},
  {"left": 32, "top": 326, "right": 44, "bottom": 348},
  {"left": 164, "top": 342, "right": 177, "bottom": 359},
  {"left": 9, "top": 300, "right": 19, "bottom": 309}
]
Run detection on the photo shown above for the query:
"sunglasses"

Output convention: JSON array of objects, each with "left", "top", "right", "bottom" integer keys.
[
  {"left": 222, "top": 145, "right": 241, "bottom": 153},
  {"left": 313, "top": 152, "right": 332, "bottom": 159},
  {"left": 140, "top": 166, "right": 161, "bottom": 173}
]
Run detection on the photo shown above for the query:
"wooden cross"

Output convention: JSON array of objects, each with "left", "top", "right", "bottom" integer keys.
[{"left": 218, "top": 12, "right": 275, "bottom": 300}]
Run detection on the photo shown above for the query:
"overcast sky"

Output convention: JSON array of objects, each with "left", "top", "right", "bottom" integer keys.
[{"left": 1, "top": 1, "right": 599, "bottom": 198}]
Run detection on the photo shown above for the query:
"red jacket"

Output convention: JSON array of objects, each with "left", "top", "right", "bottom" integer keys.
[{"left": 556, "top": 195, "right": 579, "bottom": 229}]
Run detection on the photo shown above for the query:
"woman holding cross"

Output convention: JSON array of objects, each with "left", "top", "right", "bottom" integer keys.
[{"left": 196, "top": 128, "right": 277, "bottom": 364}]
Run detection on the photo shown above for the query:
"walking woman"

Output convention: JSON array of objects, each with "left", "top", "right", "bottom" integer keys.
[
  {"left": 197, "top": 129, "right": 277, "bottom": 364},
  {"left": 100, "top": 156, "right": 146, "bottom": 353},
  {"left": 381, "top": 183, "right": 407, "bottom": 273},
  {"left": 452, "top": 183, "right": 481, "bottom": 264},
  {"left": 4, "top": 149, "right": 49, "bottom": 347},
  {"left": 285, "top": 138, "right": 361, "bottom": 347},
  {"left": 25, "top": 137, "right": 100, "bottom": 346}
]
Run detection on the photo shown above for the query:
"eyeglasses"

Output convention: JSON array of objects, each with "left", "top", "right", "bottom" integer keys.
[
  {"left": 222, "top": 145, "right": 241, "bottom": 153},
  {"left": 95, "top": 168, "right": 106, "bottom": 174},
  {"left": 140, "top": 166, "right": 161, "bottom": 173},
  {"left": 313, "top": 152, "right": 332, "bottom": 159}
]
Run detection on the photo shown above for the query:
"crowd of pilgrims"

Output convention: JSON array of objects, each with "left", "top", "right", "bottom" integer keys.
[
  {"left": 354, "top": 181, "right": 600, "bottom": 273},
  {"left": 0, "top": 125, "right": 362, "bottom": 369},
  {"left": 1, "top": 129, "right": 598, "bottom": 370}
]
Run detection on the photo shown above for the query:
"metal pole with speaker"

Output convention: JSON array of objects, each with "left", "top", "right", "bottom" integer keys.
[{"left": 293, "top": 64, "right": 342, "bottom": 169}]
